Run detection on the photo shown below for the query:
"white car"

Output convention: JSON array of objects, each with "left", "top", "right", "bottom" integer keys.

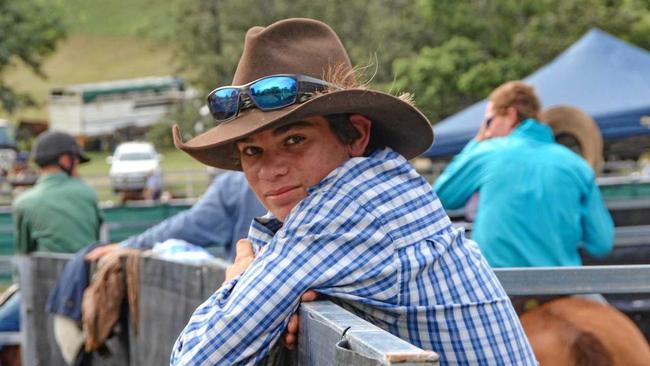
[{"left": 108, "top": 142, "right": 161, "bottom": 192}]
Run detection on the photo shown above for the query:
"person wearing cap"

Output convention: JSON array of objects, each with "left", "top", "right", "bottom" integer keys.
[
  {"left": 0, "top": 131, "right": 102, "bottom": 338},
  {"left": 170, "top": 18, "right": 536, "bottom": 365},
  {"left": 12, "top": 131, "right": 102, "bottom": 254},
  {"left": 433, "top": 81, "right": 614, "bottom": 268}
]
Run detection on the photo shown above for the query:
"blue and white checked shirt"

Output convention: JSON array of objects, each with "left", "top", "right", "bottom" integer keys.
[{"left": 171, "top": 148, "right": 536, "bottom": 365}]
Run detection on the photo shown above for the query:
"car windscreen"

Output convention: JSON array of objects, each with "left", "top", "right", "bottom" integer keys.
[{"left": 117, "top": 152, "right": 155, "bottom": 161}]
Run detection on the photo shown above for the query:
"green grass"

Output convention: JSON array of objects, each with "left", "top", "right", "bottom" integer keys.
[
  {"left": 3, "top": 0, "right": 183, "bottom": 121},
  {"left": 79, "top": 148, "right": 205, "bottom": 176},
  {"left": 78, "top": 148, "right": 210, "bottom": 203},
  {"left": 159, "top": 148, "right": 206, "bottom": 172},
  {"left": 62, "top": 0, "right": 177, "bottom": 38},
  {"left": 5, "top": 35, "right": 179, "bottom": 121}
]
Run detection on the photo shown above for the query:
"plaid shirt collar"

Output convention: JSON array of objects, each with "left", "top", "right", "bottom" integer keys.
[{"left": 248, "top": 147, "right": 393, "bottom": 250}]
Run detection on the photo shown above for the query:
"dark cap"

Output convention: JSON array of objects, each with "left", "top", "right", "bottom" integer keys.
[{"left": 32, "top": 131, "right": 90, "bottom": 166}]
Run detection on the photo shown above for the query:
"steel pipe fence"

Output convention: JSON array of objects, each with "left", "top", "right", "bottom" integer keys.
[
  {"left": 15, "top": 254, "right": 438, "bottom": 366},
  {"left": 13, "top": 254, "right": 650, "bottom": 365},
  {"left": 494, "top": 265, "right": 650, "bottom": 296}
]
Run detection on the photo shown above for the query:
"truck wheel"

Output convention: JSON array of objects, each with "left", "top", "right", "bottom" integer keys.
[{"left": 541, "top": 105, "right": 604, "bottom": 176}]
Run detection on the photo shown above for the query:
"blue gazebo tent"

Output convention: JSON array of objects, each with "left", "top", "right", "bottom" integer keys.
[{"left": 424, "top": 28, "right": 650, "bottom": 158}]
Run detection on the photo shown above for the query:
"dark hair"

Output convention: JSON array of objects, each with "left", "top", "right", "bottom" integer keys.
[{"left": 324, "top": 114, "right": 382, "bottom": 156}]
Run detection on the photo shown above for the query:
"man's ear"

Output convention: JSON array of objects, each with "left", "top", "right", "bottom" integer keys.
[
  {"left": 57, "top": 154, "right": 70, "bottom": 170},
  {"left": 506, "top": 106, "right": 519, "bottom": 128},
  {"left": 348, "top": 114, "right": 371, "bottom": 157},
  {"left": 58, "top": 154, "right": 77, "bottom": 172}
]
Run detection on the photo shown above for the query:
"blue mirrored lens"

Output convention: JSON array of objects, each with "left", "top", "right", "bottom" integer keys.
[
  {"left": 209, "top": 88, "right": 240, "bottom": 120},
  {"left": 249, "top": 76, "right": 297, "bottom": 110}
]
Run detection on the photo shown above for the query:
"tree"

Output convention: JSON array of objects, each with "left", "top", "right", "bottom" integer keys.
[
  {"left": 0, "top": 0, "right": 66, "bottom": 113},
  {"left": 165, "top": 0, "right": 650, "bottom": 127},
  {"left": 167, "top": 0, "right": 433, "bottom": 94},
  {"left": 147, "top": 0, "right": 434, "bottom": 147},
  {"left": 396, "top": 0, "right": 650, "bottom": 123}
]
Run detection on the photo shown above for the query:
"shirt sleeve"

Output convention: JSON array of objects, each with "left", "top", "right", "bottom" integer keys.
[
  {"left": 13, "top": 206, "right": 33, "bottom": 254},
  {"left": 119, "top": 174, "right": 239, "bottom": 250},
  {"left": 433, "top": 139, "right": 487, "bottom": 209},
  {"left": 170, "top": 195, "right": 394, "bottom": 365},
  {"left": 581, "top": 179, "right": 614, "bottom": 257}
]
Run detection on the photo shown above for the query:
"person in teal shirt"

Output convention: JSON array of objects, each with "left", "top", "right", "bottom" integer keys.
[
  {"left": 13, "top": 131, "right": 102, "bottom": 254},
  {"left": 433, "top": 81, "right": 614, "bottom": 267},
  {"left": 1, "top": 132, "right": 102, "bottom": 336}
]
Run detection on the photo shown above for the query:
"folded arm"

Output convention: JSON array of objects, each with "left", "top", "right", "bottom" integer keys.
[{"left": 170, "top": 197, "right": 392, "bottom": 365}]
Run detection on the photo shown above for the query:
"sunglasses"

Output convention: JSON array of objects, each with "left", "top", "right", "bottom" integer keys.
[{"left": 206, "top": 74, "right": 334, "bottom": 123}]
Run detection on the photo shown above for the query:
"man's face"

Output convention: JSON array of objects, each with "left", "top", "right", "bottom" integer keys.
[
  {"left": 484, "top": 102, "right": 517, "bottom": 138},
  {"left": 237, "top": 116, "right": 351, "bottom": 221}
]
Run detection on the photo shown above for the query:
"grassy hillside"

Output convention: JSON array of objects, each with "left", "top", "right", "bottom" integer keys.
[
  {"left": 4, "top": 0, "right": 182, "bottom": 121},
  {"left": 1, "top": 0, "right": 210, "bottom": 201},
  {"left": 62, "top": 0, "right": 175, "bottom": 38}
]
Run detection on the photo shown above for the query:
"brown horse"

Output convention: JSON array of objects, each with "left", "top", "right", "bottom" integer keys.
[{"left": 520, "top": 297, "right": 650, "bottom": 366}]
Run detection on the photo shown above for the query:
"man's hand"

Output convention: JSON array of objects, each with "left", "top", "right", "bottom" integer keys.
[
  {"left": 85, "top": 243, "right": 120, "bottom": 261},
  {"left": 282, "top": 290, "right": 319, "bottom": 350},
  {"left": 224, "top": 239, "right": 256, "bottom": 283}
]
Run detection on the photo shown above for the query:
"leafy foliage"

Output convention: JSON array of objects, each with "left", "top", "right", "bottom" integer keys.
[
  {"left": 0, "top": 0, "right": 66, "bottom": 112},
  {"left": 397, "top": 0, "right": 650, "bottom": 122},
  {"left": 146, "top": 99, "right": 204, "bottom": 149},
  {"left": 167, "top": 0, "right": 650, "bottom": 125},
  {"left": 165, "top": 0, "right": 433, "bottom": 94}
]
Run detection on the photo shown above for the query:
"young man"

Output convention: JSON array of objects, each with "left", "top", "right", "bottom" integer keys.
[
  {"left": 170, "top": 18, "right": 536, "bottom": 365},
  {"left": 434, "top": 81, "right": 614, "bottom": 267}
]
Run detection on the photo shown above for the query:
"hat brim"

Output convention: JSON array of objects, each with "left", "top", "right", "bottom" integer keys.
[
  {"left": 78, "top": 152, "right": 90, "bottom": 164},
  {"left": 174, "top": 89, "right": 433, "bottom": 170}
]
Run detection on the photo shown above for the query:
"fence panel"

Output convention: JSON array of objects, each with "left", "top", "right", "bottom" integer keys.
[
  {"left": 131, "top": 256, "right": 206, "bottom": 366},
  {"left": 494, "top": 264, "right": 650, "bottom": 340},
  {"left": 17, "top": 254, "right": 129, "bottom": 366},
  {"left": 494, "top": 265, "right": 650, "bottom": 296},
  {"left": 24, "top": 256, "right": 650, "bottom": 364}
]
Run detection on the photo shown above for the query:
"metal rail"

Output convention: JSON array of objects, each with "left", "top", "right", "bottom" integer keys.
[
  {"left": 494, "top": 265, "right": 650, "bottom": 296},
  {"left": 16, "top": 254, "right": 438, "bottom": 366},
  {"left": 300, "top": 302, "right": 439, "bottom": 365},
  {"left": 614, "top": 225, "right": 650, "bottom": 247}
]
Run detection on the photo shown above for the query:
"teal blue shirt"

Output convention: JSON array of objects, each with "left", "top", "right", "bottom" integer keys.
[
  {"left": 433, "top": 119, "right": 614, "bottom": 267},
  {"left": 12, "top": 172, "right": 102, "bottom": 254}
]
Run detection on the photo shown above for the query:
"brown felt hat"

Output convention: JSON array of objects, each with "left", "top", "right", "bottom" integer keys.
[{"left": 173, "top": 18, "right": 433, "bottom": 170}]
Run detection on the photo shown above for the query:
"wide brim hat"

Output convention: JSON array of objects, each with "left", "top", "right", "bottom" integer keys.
[
  {"left": 541, "top": 105, "right": 604, "bottom": 175},
  {"left": 173, "top": 18, "right": 433, "bottom": 170}
]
